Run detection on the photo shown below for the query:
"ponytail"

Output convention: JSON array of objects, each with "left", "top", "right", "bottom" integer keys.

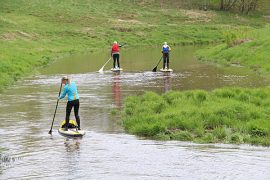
[
  {"left": 67, "top": 78, "right": 71, "bottom": 87},
  {"left": 62, "top": 76, "right": 71, "bottom": 87}
]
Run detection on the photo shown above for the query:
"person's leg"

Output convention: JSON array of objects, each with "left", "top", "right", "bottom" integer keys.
[
  {"left": 163, "top": 54, "right": 166, "bottom": 69},
  {"left": 65, "top": 101, "right": 73, "bottom": 130},
  {"left": 74, "top": 99, "right": 80, "bottom": 130},
  {"left": 116, "top": 54, "right": 120, "bottom": 68},
  {"left": 113, "top": 54, "right": 116, "bottom": 68},
  {"left": 167, "top": 53, "right": 170, "bottom": 69}
]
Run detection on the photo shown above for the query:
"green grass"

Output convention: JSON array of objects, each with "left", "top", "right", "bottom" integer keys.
[
  {"left": 197, "top": 25, "right": 270, "bottom": 73},
  {"left": 1, "top": 0, "right": 269, "bottom": 91},
  {"left": 122, "top": 88, "right": 270, "bottom": 146}
]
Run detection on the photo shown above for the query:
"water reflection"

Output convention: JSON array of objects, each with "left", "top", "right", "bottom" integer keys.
[
  {"left": 162, "top": 73, "right": 172, "bottom": 92},
  {"left": 63, "top": 138, "right": 82, "bottom": 179},
  {"left": 112, "top": 74, "right": 122, "bottom": 109},
  {"left": 64, "top": 138, "right": 81, "bottom": 153}
]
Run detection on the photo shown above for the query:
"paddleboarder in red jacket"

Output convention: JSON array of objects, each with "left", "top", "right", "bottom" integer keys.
[{"left": 111, "top": 41, "right": 122, "bottom": 69}]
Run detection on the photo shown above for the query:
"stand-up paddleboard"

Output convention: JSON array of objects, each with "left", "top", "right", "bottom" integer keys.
[
  {"left": 111, "top": 68, "right": 123, "bottom": 72},
  {"left": 58, "top": 128, "right": 85, "bottom": 137},
  {"left": 58, "top": 120, "right": 85, "bottom": 138},
  {"left": 160, "top": 68, "right": 173, "bottom": 72}
]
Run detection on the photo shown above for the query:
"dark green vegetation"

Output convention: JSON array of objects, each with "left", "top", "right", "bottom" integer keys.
[
  {"left": 0, "top": 0, "right": 269, "bottom": 91},
  {"left": 123, "top": 89, "right": 270, "bottom": 146}
]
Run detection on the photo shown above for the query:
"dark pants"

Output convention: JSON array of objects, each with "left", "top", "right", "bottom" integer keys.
[
  {"left": 113, "top": 54, "right": 120, "bottom": 68},
  {"left": 65, "top": 99, "right": 80, "bottom": 128},
  {"left": 163, "top": 53, "right": 169, "bottom": 69}
]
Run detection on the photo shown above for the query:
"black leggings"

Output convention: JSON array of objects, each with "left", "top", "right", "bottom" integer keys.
[
  {"left": 113, "top": 54, "right": 120, "bottom": 68},
  {"left": 163, "top": 53, "right": 169, "bottom": 69},
  {"left": 66, "top": 99, "right": 80, "bottom": 128}
]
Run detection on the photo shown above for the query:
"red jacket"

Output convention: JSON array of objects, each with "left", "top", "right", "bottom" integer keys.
[{"left": 111, "top": 44, "right": 120, "bottom": 54}]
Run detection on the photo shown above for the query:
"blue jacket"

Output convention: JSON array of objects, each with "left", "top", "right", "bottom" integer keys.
[
  {"left": 162, "top": 45, "right": 170, "bottom": 53},
  {"left": 59, "top": 82, "right": 79, "bottom": 101}
]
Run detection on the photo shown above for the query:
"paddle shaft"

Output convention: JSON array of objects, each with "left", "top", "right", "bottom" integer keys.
[
  {"left": 48, "top": 82, "right": 63, "bottom": 134},
  {"left": 119, "top": 42, "right": 126, "bottom": 47},
  {"left": 152, "top": 56, "right": 163, "bottom": 72},
  {"left": 98, "top": 57, "right": 111, "bottom": 72}
]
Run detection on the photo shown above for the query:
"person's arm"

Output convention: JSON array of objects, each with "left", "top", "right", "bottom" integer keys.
[{"left": 59, "top": 85, "right": 67, "bottom": 99}]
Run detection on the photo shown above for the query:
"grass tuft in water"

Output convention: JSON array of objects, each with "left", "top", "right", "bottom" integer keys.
[{"left": 122, "top": 88, "right": 270, "bottom": 146}]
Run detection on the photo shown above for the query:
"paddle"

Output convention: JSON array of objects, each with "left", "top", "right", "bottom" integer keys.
[
  {"left": 98, "top": 57, "right": 111, "bottom": 73},
  {"left": 48, "top": 82, "right": 63, "bottom": 134},
  {"left": 152, "top": 56, "right": 163, "bottom": 72},
  {"left": 119, "top": 42, "right": 126, "bottom": 47}
]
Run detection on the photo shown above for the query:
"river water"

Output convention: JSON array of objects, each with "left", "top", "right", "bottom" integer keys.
[{"left": 1, "top": 46, "right": 270, "bottom": 179}]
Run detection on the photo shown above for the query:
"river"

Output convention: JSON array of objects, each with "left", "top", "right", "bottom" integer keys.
[{"left": 1, "top": 46, "right": 270, "bottom": 179}]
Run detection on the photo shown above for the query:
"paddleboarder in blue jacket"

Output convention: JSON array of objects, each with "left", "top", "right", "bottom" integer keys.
[
  {"left": 59, "top": 76, "right": 81, "bottom": 131},
  {"left": 161, "top": 42, "right": 171, "bottom": 69}
]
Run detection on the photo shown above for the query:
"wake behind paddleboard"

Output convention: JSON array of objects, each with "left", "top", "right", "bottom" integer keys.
[
  {"left": 58, "top": 128, "right": 86, "bottom": 138},
  {"left": 160, "top": 68, "right": 173, "bottom": 72},
  {"left": 111, "top": 68, "right": 123, "bottom": 72}
]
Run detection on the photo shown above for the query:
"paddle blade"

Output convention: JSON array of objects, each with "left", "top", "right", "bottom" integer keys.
[
  {"left": 98, "top": 68, "right": 104, "bottom": 73},
  {"left": 152, "top": 66, "right": 157, "bottom": 72},
  {"left": 48, "top": 129, "right": 52, "bottom": 134},
  {"left": 98, "top": 57, "right": 111, "bottom": 73}
]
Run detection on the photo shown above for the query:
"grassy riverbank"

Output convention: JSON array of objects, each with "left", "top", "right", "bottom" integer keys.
[
  {"left": 0, "top": 0, "right": 268, "bottom": 91},
  {"left": 197, "top": 25, "right": 270, "bottom": 73},
  {"left": 196, "top": 1, "right": 270, "bottom": 73},
  {"left": 123, "top": 89, "right": 270, "bottom": 146}
]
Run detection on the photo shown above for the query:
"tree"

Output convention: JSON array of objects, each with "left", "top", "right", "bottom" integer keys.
[{"left": 219, "top": 0, "right": 259, "bottom": 14}]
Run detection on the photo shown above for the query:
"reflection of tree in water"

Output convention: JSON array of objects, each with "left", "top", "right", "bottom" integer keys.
[
  {"left": 112, "top": 74, "right": 121, "bottom": 109},
  {"left": 163, "top": 73, "right": 172, "bottom": 93}
]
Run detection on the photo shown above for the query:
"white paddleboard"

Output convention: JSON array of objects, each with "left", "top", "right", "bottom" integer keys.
[
  {"left": 58, "top": 128, "right": 86, "bottom": 138},
  {"left": 160, "top": 68, "right": 173, "bottom": 72},
  {"left": 111, "top": 68, "right": 123, "bottom": 72}
]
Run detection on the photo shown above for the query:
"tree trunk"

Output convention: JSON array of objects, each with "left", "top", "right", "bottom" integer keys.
[{"left": 220, "top": 0, "right": 225, "bottom": 10}]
